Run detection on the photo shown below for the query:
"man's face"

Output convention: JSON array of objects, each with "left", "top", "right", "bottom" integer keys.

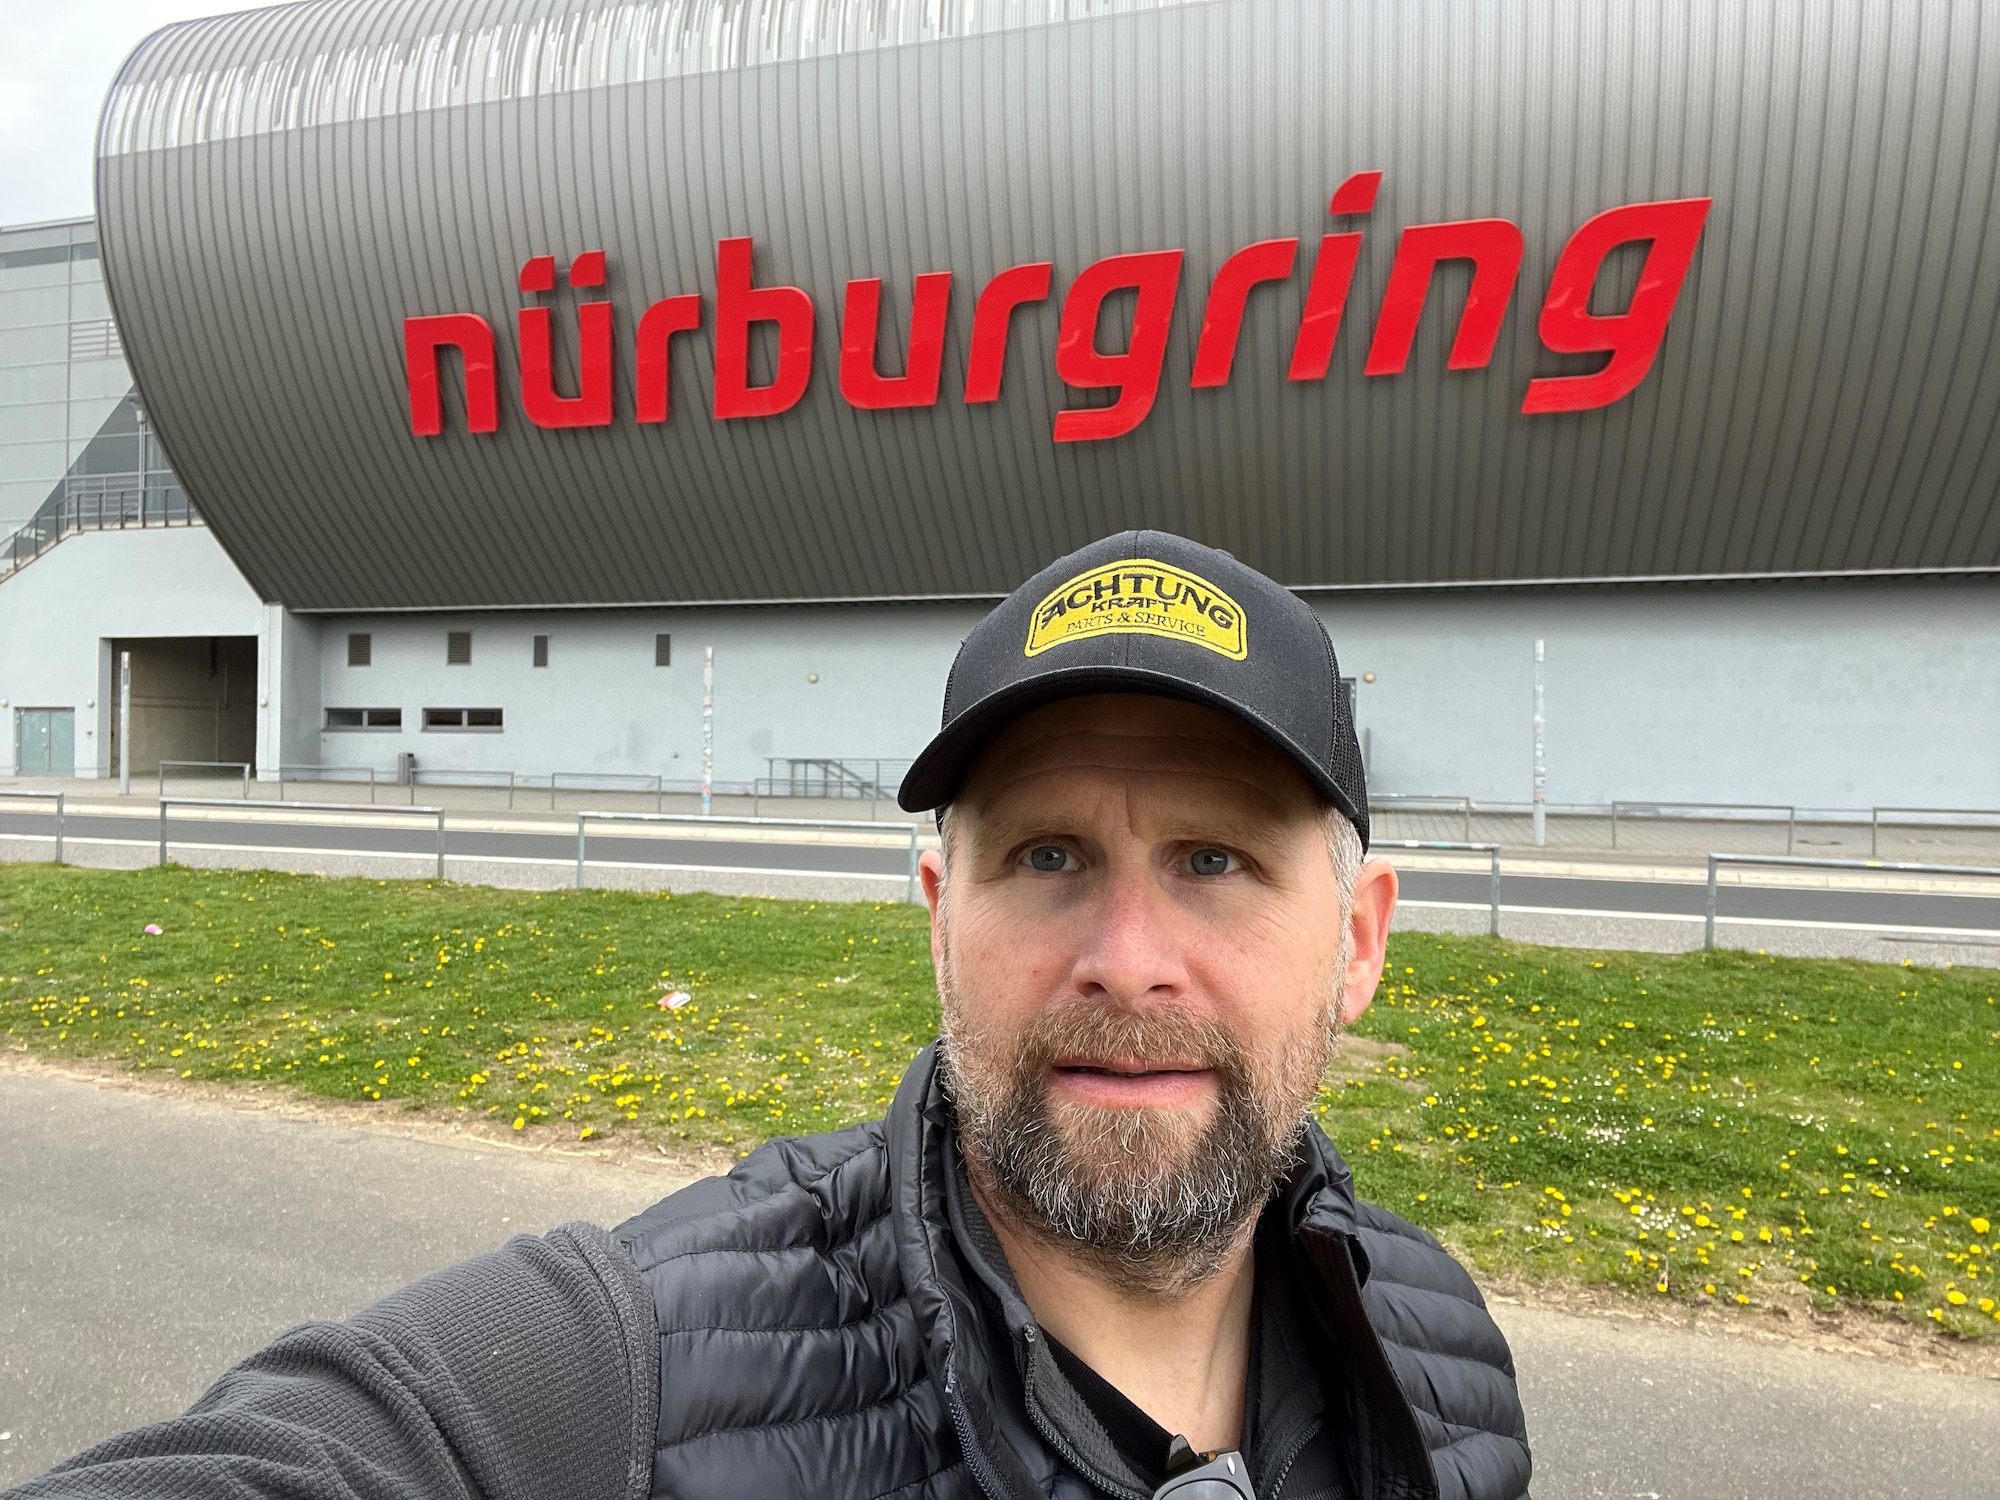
[{"left": 920, "top": 693, "right": 1396, "bottom": 1290}]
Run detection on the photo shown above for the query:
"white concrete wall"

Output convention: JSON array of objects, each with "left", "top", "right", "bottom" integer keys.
[
  {"left": 1321, "top": 579, "right": 2000, "bottom": 809},
  {"left": 5, "top": 527, "right": 1994, "bottom": 811},
  {"left": 311, "top": 605, "right": 979, "bottom": 785},
  {"left": 0, "top": 527, "right": 266, "bottom": 775}
]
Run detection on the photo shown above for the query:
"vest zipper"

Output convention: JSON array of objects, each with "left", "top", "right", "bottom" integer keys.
[
  {"left": 1262, "top": 1415, "right": 1322, "bottom": 1500},
  {"left": 946, "top": 1367, "right": 1010, "bottom": 1500},
  {"left": 1018, "top": 1331, "right": 1150, "bottom": 1500}
]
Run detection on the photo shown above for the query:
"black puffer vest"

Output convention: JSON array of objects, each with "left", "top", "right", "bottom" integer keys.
[{"left": 614, "top": 1046, "right": 1530, "bottom": 1500}]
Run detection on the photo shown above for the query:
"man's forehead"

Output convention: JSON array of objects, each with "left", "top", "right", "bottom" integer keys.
[{"left": 955, "top": 694, "right": 1319, "bottom": 821}]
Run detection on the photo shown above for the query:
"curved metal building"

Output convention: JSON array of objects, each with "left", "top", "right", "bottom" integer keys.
[{"left": 95, "top": 0, "right": 2000, "bottom": 611}]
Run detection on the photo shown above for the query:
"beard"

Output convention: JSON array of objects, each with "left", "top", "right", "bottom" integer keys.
[{"left": 939, "top": 956, "right": 1346, "bottom": 1296}]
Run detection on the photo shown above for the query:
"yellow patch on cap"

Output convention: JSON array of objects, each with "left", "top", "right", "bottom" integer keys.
[{"left": 1024, "top": 558, "right": 1247, "bottom": 660}]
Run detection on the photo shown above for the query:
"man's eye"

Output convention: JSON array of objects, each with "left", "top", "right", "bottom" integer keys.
[
  {"left": 1189, "top": 847, "right": 1236, "bottom": 877},
  {"left": 1025, "top": 846, "right": 1072, "bottom": 873}
]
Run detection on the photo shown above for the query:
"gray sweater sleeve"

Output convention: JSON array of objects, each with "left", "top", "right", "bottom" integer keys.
[{"left": 3, "top": 1222, "right": 660, "bottom": 1500}]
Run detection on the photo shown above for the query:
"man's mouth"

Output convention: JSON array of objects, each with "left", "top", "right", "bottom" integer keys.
[{"left": 1048, "top": 1058, "right": 1216, "bottom": 1106}]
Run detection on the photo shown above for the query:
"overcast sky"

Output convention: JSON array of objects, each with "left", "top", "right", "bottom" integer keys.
[{"left": 0, "top": 1, "right": 255, "bottom": 226}]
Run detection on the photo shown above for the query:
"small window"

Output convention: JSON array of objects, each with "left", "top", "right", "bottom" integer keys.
[
  {"left": 423, "top": 707, "right": 503, "bottom": 731},
  {"left": 447, "top": 630, "right": 472, "bottom": 665},
  {"left": 325, "top": 707, "right": 401, "bottom": 730},
  {"left": 532, "top": 634, "right": 549, "bottom": 668},
  {"left": 348, "top": 633, "right": 372, "bottom": 667},
  {"left": 655, "top": 633, "right": 672, "bottom": 667}
]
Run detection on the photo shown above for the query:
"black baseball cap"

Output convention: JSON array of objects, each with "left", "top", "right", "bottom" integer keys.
[{"left": 897, "top": 530, "right": 1370, "bottom": 847}]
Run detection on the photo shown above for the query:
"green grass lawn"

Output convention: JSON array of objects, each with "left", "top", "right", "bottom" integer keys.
[{"left": 2, "top": 863, "right": 1994, "bottom": 1337}]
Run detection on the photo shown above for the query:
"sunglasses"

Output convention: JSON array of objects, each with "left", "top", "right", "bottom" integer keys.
[{"left": 1151, "top": 1449, "right": 1256, "bottom": 1500}]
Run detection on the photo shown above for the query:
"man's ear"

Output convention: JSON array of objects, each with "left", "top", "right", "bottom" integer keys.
[
  {"left": 919, "top": 848, "right": 948, "bottom": 976},
  {"left": 1338, "top": 859, "right": 1398, "bottom": 1026}
]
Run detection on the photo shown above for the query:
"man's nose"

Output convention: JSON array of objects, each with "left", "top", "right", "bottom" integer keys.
[{"left": 1068, "top": 860, "right": 1190, "bottom": 1007}]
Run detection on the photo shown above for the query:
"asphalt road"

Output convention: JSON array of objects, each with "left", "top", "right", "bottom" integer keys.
[
  {"left": 5, "top": 807, "right": 1999, "bottom": 933},
  {"left": 3, "top": 1068, "right": 1995, "bottom": 1496}
]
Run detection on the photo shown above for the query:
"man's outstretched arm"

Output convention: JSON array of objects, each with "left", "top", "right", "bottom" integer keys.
[{"left": 4, "top": 1223, "right": 659, "bottom": 1500}]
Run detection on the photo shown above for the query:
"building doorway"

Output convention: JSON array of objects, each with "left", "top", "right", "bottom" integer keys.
[
  {"left": 14, "top": 708, "right": 75, "bottom": 775},
  {"left": 107, "top": 637, "right": 258, "bottom": 778}
]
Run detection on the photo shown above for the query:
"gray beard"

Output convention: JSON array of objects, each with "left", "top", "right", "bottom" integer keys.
[{"left": 939, "top": 966, "right": 1344, "bottom": 1295}]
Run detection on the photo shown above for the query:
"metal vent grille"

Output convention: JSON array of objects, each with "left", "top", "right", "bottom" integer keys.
[
  {"left": 68, "top": 318, "right": 124, "bottom": 362},
  {"left": 446, "top": 630, "right": 471, "bottom": 664}
]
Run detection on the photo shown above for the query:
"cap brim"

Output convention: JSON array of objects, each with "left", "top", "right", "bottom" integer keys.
[{"left": 896, "top": 665, "right": 1364, "bottom": 835}]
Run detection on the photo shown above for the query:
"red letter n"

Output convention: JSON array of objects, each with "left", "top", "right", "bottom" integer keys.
[
  {"left": 713, "top": 236, "right": 815, "bottom": 420},
  {"left": 404, "top": 314, "right": 497, "bottom": 436},
  {"left": 1053, "top": 250, "right": 1184, "bottom": 443},
  {"left": 1363, "top": 219, "right": 1525, "bottom": 376},
  {"left": 1522, "top": 197, "right": 1712, "bottom": 414},
  {"left": 840, "top": 273, "right": 952, "bottom": 409}
]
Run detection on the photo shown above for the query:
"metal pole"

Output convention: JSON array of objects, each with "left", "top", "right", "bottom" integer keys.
[
  {"left": 1531, "top": 639, "right": 1546, "bottom": 847},
  {"left": 1786, "top": 806, "right": 1795, "bottom": 856},
  {"left": 1488, "top": 847, "right": 1501, "bottom": 937},
  {"left": 701, "top": 646, "right": 715, "bottom": 817},
  {"left": 241, "top": 763, "right": 249, "bottom": 800},
  {"left": 1611, "top": 803, "right": 1619, "bottom": 849},
  {"left": 1703, "top": 854, "right": 1719, "bottom": 950},
  {"left": 435, "top": 810, "right": 446, "bottom": 882},
  {"left": 906, "top": 826, "right": 919, "bottom": 905},
  {"left": 53, "top": 793, "right": 63, "bottom": 866},
  {"left": 1462, "top": 799, "right": 1472, "bottom": 843},
  {"left": 507, "top": 771, "right": 514, "bottom": 811},
  {"left": 1871, "top": 807, "right": 1879, "bottom": 858},
  {"left": 119, "top": 650, "right": 131, "bottom": 796},
  {"left": 575, "top": 814, "right": 587, "bottom": 888},
  {"left": 158, "top": 799, "right": 167, "bottom": 866}
]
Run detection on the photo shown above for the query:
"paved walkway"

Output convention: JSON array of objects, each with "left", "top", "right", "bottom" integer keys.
[{"left": 2, "top": 1066, "right": 1994, "bottom": 1496}]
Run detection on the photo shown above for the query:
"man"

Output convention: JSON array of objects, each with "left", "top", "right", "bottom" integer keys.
[{"left": 9, "top": 533, "right": 1530, "bottom": 1500}]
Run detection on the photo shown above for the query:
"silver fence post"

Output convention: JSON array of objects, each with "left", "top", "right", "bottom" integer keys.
[
  {"left": 53, "top": 793, "right": 63, "bottom": 866},
  {"left": 1610, "top": 803, "right": 1619, "bottom": 849},
  {"left": 435, "top": 811, "right": 446, "bottom": 882},
  {"left": 507, "top": 771, "right": 515, "bottom": 811},
  {"left": 158, "top": 800, "right": 168, "bottom": 866},
  {"left": 1462, "top": 800, "right": 1472, "bottom": 843},
  {"left": 1870, "top": 807, "right": 1879, "bottom": 858},
  {"left": 575, "top": 814, "right": 587, "bottom": 889},
  {"left": 369, "top": 767, "right": 377, "bottom": 806},
  {"left": 1786, "top": 807, "right": 1795, "bottom": 856},
  {"left": 241, "top": 764, "right": 249, "bottom": 800},
  {"left": 1704, "top": 855, "right": 1719, "bottom": 950},
  {"left": 906, "top": 826, "right": 919, "bottom": 905},
  {"left": 1488, "top": 846, "right": 1501, "bottom": 937},
  {"left": 156, "top": 763, "right": 165, "bottom": 800}
]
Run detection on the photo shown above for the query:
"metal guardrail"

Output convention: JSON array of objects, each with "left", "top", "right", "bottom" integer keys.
[
  {"left": 1373, "top": 839, "right": 1502, "bottom": 936},
  {"left": 1871, "top": 805, "right": 2000, "bottom": 857},
  {"left": 551, "top": 771, "right": 665, "bottom": 812},
  {"left": 278, "top": 765, "right": 380, "bottom": 803},
  {"left": 0, "top": 790, "right": 63, "bottom": 864},
  {"left": 1614, "top": 801, "right": 1796, "bottom": 853},
  {"left": 574, "top": 810, "right": 922, "bottom": 902},
  {"left": 159, "top": 798, "right": 447, "bottom": 880},
  {"left": 1370, "top": 794, "right": 1475, "bottom": 841},
  {"left": 157, "top": 761, "right": 251, "bottom": 799},
  {"left": 1702, "top": 852, "right": 2000, "bottom": 949},
  {"left": 407, "top": 767, "right": 517, "bottom": 808}
]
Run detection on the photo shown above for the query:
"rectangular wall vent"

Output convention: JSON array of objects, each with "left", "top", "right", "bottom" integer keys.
[
  {"left": 347, "top": 632, "right": 371, "bottom": 666},
  {"left": 68, "top": 318, "right": 124, "bottom": 362},
  {"left": 446, "top": 630, "right": 472, "bottom": 664},
  {"left": 655, "top": 633, "right": 672, "bottom": 666},
  {"left": 533, "top": 634, "right": 549, "bottom": 668}
]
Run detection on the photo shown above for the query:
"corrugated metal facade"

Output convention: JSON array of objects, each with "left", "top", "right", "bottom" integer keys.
[{"left": 97, "top": 0, "right": 2000, "bottom": 610}]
